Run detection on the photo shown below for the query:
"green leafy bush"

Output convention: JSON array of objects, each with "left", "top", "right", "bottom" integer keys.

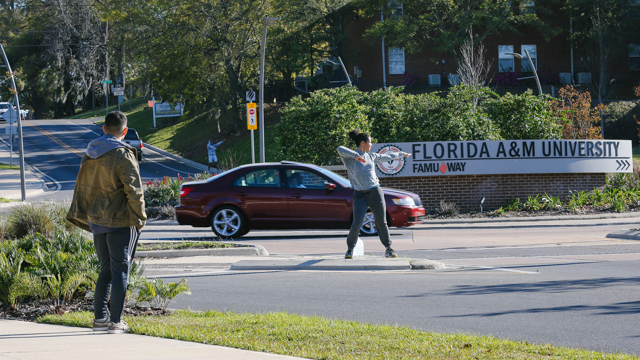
[
  {"left": 486, "top": 90, "right": 562, "bottom": 140},
  {"left": 136, "top": 278, "right": 191, "bottom": 310},
  {"left": 3, "top": 202, "right": 74, "bottom": 240},
  {"left": 602, "top": 101, "right": 640, "bottom": 142},
  {"left": 278, "top": 86, "right": 370, "bottom": 165}
]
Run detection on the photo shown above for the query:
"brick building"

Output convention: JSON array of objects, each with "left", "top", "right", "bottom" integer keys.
[{"left": 332, "top": 2, "right": 640, "bottom": 95}]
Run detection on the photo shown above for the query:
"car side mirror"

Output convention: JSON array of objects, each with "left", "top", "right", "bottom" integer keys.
[{"left": 325, "top": 182, "right": 336, "bottom": 191}]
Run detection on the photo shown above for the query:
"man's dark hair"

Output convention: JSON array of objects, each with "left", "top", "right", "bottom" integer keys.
[{"left": 104, "top": 111, "right": 127, "bottom": 134}]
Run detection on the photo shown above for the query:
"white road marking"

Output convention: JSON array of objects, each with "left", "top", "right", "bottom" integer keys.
[
  {"left": 68, "top": 121, "right": 201, "bottom": 176},
  {"left": 0, "top": 137, "right": 61, "bottom": 193}
]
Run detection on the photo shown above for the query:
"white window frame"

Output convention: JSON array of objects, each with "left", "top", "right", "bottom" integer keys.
[
  {"left": 630, "top": 44, "right": 640, "bottom": 71},
  {"left": 521, "top": 44, "right": 537, "bottom": 72},
  {"left": 388, "top": 48, "right": 405, "bottom": 75},
  {"left": 498, "top": 45, "right": 514, "bottom": 72}
]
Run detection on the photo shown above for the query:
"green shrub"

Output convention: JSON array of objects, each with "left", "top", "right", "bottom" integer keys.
[
  {"left": 486, "top": 90, "right": 562, "bottom": 140},
  {"left": 0, "top": 244, "right": 46, "bottom": 308},
  {"left": 433, "top": 86, "right": 502, "bottom": 141},
  {"left": 602, "top": 101, "right": 640, "bottom": 142},
  {"left": 3, "top": 201, "right": 75, "bottom": 241},
  {"left": 136, "top": 278, "right": 191, "bottom": 310},
  {"left": 278, "top": 86, "right": 370, "bottom": 165}
]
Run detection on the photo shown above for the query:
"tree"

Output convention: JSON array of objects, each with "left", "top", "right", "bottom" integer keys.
[
  {"left": 356, "top": 0, "right": 556, "bottom": 58},
  {"left": 456, "top": 28, "right": 491, "bottom": 86},
  {"left": 550, "top": 85, "right": 603, "bottom": 139}
]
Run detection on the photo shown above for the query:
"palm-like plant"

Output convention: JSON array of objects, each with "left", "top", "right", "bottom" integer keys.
[
  {"left": 137, "top": 278, "right": 191, "bottom": 310},
  {"left": 0, "top": 247, "right": 45, "bottom": 308}
]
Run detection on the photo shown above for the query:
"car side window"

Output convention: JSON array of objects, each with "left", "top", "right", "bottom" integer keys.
[
  {"left": 285, "top": 170, "right": 328, "bottom": 189},
  {"left": 233, "top": 169, "right": 281, "bottom": 187}
]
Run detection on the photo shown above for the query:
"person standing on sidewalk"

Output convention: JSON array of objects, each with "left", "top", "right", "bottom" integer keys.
[
  {"left": 67, "top": 111, "right": 146, "bottom": 334},
  {"left": 337, "top": 129, "right": 411, "bottom": 259}
]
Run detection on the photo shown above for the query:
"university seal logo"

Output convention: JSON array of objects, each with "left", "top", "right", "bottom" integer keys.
[{"left": 376, "top": 145, "right": 406, "bottom": 175}]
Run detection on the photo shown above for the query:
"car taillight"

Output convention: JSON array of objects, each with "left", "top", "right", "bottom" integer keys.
[
  {"left": 180, "top": 186, "right": 194, "bottom": 197},
  {"left": 140, "top": 142, "right": 144, "bottom": 149}
]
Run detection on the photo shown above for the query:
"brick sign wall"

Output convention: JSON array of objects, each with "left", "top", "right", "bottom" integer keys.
[{"left": 325, "top": 166, "right": 606, "bottom": 212}]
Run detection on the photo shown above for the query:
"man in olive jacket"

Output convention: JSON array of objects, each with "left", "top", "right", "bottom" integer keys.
[{"left": 67, "top": 111, "right": 146, "bottom": 334}]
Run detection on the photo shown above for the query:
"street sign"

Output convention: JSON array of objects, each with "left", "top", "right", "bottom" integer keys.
[
  {"left": 246, "top": 89, "right": 256, "bottom": 102},
  {"left": 101, "top": 80, "right": 112, "bottom": 84},
  {"left": 247, "top": 102, "right": 257, "bottom": 130},
  {"left": 112, "top": 83, "right": 125, "bottom": 96},
  {"left": 5, "top": 125, "right": 17, "bottom": 134},
  {"left": 2, "top": 105, "right": 17, "bottom": 124}
]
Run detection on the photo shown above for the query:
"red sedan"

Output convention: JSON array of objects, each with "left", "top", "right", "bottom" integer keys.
[{"left": 175, "top": 161, "right": 426, "bottom": 238}]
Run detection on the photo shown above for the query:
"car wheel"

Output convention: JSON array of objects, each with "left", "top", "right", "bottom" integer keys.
[
  {"left": 359, "top": 209, "right": 378, "bottom": 236},
  {"left": 210, "top": 206, "right": 247, "bottom": 239}
]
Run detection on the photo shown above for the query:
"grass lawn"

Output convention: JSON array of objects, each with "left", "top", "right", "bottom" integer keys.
[
  {"left": 0, "top": 197, "right": 16, "bottom": 203},
  {"left": 0, "top": 164, "right": 19, "bottom": 170},
  {"left": 39, "top": 310, "right": 637, "bottom": 360},
  {"left": 137, "top": 241, "right": 235, "bottom": 251}
]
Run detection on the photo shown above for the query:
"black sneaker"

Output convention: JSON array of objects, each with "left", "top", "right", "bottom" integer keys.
[
  {"left": 385, "top": 248, "right": 397, "bottom": 258},
  {"left": 345, "top": 249, "right": 354, "bottom": 259}
]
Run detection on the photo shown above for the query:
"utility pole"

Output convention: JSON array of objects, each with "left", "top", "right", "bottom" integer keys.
[{"left": 0, "top": 44, "right": 26, "bottom": 201}]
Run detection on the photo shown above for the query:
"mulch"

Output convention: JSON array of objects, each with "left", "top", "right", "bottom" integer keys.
[{"left": 0, "top": 298, "right": 170, "bottom": 322}]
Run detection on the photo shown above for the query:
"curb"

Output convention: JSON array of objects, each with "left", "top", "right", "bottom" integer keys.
[
  {"left": 420, "top": 211, "right": 640, "bottom": 225},
  {"left": 229, "top": 257, "right": 446, "bottom": 271},
  {"left": 142, "top": 143, "right": 209, "bottom": 172},
  {"left": 136, "top": 244, "right": 269, "bottom": 258},
  {"left": 606, "top": 230, "right": 640, "bottom": 241}
]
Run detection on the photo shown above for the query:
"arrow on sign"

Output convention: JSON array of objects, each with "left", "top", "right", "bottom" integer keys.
[{"left": 616, "top": 160, "right": 631, "bottom": 171}]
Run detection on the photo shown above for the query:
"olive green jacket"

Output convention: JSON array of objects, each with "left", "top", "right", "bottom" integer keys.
[{"left": 67, "top": 146, "right": 146, "bottom": 232}]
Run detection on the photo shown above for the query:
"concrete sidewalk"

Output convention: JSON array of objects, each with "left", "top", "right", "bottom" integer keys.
[
  {"left": 0, "top": 320, "right": 309, "bottom": 360},
  {"left": 0, "top": 138, "right": 46, "bottom": 203}
]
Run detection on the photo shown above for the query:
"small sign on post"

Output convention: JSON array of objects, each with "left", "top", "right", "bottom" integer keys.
[
  {"left": 247, "top": 103, "right": 257, "bottom": 130},
  {"left": 2, "top": 106, "right": 18, "bottom": 124},
  {"left": 112, "top": 83, "right": 125, "bottom": 96},
  {"left": 246, "top": 89, "right": 256, "bottom": 102}
]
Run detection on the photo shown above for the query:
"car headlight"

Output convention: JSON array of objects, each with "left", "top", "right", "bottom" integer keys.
[{"left": 392, "top": 197, "right": 414, "bottom": 206}]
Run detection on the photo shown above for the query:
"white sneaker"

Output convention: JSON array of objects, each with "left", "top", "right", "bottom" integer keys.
[{"left": 107, "top": 321, "right": 129, "bottom": 334}]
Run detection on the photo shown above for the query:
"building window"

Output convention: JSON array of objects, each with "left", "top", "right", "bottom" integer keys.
[
  {"left": 498, "top": 45, "right": 514, "bottom": 72},
  {"left": 521, "top": 45, "right": 537, "bottom": 72},
  {"left": 389, "top": 48, "right": 405, "bottom": 74},
  {"left": 630, "top": 44, "right": 640, "bottom": 70},
  {"left": 520, "top": 0, "right": 535, "bottom": 14}
]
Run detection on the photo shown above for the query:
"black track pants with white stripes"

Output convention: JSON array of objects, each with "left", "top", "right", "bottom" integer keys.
[{"left": 93, "top": 227, "right": 140, "bottom": 323}]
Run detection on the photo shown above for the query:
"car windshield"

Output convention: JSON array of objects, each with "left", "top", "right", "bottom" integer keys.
[
  {"left": 315, "top": 167, "right": 352, "bottom": 188},
  {"left": 124, "top": 129, "right": 139, "bottom": 139}
]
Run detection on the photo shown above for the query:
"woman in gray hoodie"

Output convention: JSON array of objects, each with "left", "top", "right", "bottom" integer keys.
[{"left": 337, "top": 129, "right": 411, "bottom": 259}]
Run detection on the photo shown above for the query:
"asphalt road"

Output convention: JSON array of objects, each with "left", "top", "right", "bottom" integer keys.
[
  {"left": 2, "top": 119, "right": 207, "bottom": 200},
  {"left": 149, "top": 223, "right": 640, "bottom": 356}
]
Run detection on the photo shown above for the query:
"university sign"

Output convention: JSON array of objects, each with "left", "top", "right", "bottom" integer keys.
[{"left": 371, "top": 139, "right": 633, "bottom": 177}]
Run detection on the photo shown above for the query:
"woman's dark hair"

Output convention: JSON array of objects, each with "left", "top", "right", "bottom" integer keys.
[{"left": 348, "top": 129, "right": 370, "bottom": 147}]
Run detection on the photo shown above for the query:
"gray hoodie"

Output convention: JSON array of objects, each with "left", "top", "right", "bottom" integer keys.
[
  {"left": 337, "top": 146, "right": 404, "bottom": 191},
  {"left": 86, "top": 133, "right": 133, "bottom": 159}
]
